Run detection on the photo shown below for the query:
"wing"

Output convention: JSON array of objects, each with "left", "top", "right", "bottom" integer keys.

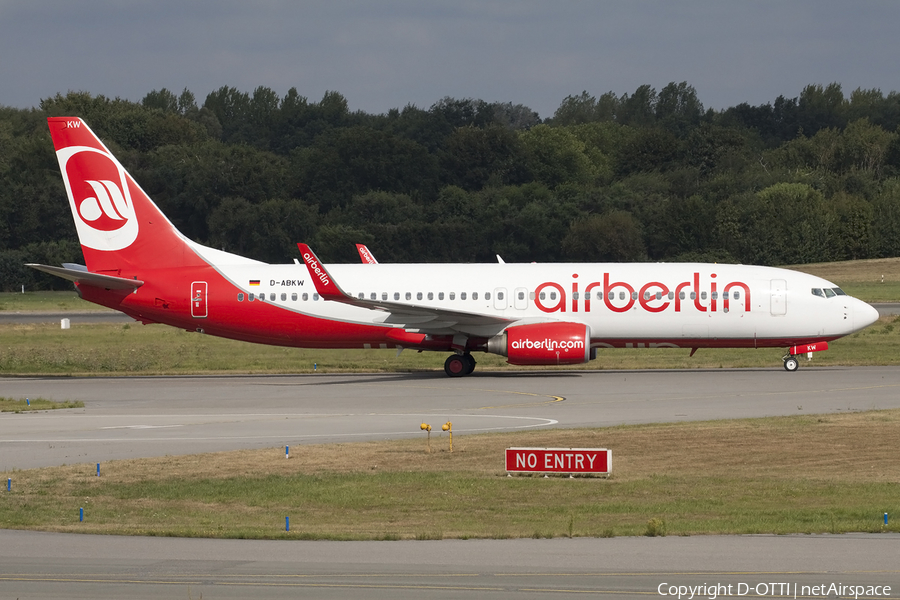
[{"left": 296, "top": 244, "right": 515, "bottom": 336}]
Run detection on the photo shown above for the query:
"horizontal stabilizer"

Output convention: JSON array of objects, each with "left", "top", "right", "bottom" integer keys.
[{"left": 26, "top": 264, "right": 144, "bottom": 290}]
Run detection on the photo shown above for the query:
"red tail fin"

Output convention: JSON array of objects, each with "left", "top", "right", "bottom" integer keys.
[{"left": 47, "top": 117, "right": 189, "bottom": 274}]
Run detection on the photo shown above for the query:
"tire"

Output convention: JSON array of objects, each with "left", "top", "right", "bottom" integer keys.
[
  {"left": 444, "top": 354, "right": 467, "bottom": 377},
  {"left": 463, "top": 354, "right": 477, "bottom": 375},
  {"left": 783, "top": 356, "right": 799, "bottom": 372}
]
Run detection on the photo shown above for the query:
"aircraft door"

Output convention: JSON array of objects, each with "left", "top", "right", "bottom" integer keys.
[
  {"left": 770, "top": 279, "right": 786, "bottom": 316},
  {"left": 191, "top": 281, "right": 208, "bottom": 318},
  {"left": 514, "top": 287, "right": 528, "bottom": 310},
  {"left": 493, "top": 288, "right": 508, "bottom": 310}
]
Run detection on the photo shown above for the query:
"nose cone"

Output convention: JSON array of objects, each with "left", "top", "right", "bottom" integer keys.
[{"left": 855, "top": 300, "right": 880, "bottom": 330}]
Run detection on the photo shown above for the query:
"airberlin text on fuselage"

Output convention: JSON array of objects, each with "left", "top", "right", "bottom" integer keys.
[{"left": 535, "top": 272, "right": 751, "bottom": 314}]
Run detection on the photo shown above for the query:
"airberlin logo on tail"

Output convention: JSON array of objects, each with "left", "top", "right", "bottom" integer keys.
[
  {"left": 79, "top": 180, "right": 130, "bottom": 227},
  {"left": 57, "top": 146, "right": 138, "bottom": 251}
]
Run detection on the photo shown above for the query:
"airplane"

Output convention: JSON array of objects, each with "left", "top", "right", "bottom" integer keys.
[{"left": 28, "top": 117, "right": 880, "bottom": 377}]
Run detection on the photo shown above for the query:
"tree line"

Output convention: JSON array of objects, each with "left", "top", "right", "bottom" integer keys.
[{"left": 2, "top": 81, "right": 900, "bottom": 290}]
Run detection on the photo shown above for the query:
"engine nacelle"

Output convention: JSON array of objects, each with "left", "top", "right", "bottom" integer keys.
[{"left": 487, "top": 322, "right": 593, "bottom": 366}]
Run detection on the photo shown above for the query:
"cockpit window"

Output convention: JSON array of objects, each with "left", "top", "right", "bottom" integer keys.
[
  {"left": 833, "top": 287, "right": 846, "bottom": 296},
  {"left": 824, "top": 288, "right": 836, "bottom": 298},
  {"left": 811, "top": 288, "right": 825, "bottom": 298}
]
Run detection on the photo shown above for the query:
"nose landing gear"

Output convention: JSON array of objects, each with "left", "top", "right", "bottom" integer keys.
[{"left": 783, "top": 354, "right": 799, "bottom": 372}]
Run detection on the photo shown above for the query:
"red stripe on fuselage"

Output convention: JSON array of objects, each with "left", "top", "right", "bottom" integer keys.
[{"left": 78, "top": 261, "right": 451, "bottom": 350}]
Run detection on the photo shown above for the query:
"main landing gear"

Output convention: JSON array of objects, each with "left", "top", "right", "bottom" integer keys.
[
  {"left": 783, "top": 354, "right": 800, "bottom": 372},
  {"left": 444, "top": 353, "right": 477, "bottom": 377}
]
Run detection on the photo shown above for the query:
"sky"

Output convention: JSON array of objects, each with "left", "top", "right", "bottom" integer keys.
[{"left": 2, "top": 0, "right": 898, "bottom": 120}]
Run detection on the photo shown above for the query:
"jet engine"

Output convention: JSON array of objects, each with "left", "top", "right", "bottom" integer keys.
[{"left": 487, "top": 322, "right": 594, "bottom": 365}]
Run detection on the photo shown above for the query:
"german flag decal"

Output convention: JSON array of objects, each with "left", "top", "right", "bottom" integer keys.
[{"left": 249, "top": 280, "right": 260, "bottom": 286}]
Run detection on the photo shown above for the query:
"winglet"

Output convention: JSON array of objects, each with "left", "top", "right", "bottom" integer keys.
[
  {"left": 356, "top": 244, "right": 379, "bottom": 264},
  {"left": 297, "top": 243, "right": 348, "bottom": 300}
]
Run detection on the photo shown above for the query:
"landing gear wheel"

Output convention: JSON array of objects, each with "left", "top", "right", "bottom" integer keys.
[
  {"left": 463, "top": 353, "right": 477, "bottom": 375},
  {"left": 444, "top": 354, "right": 467, "bottom": 377},
  {"left": 783, "top": 356, "right": 799, "bottom": 372}
]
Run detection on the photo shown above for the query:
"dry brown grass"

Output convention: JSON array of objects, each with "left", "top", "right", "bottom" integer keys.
[
  {"left": 34, "top": 408, "right": 900, "bottom": 485},
  {"left": 790, "top": 257, "right": 900, "bottom": 283},
  {"left": 5, "top": 410, "right": 899, "bottom": 539}
]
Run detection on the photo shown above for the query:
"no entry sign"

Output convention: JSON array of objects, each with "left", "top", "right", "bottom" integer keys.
[{"left": 505, "top": 447, "right": 611, "bottom": 475}]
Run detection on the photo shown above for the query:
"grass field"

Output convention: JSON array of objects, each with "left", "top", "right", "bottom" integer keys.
[
  {"left": 0, "top": 397, "right": 83, "bottom": 412},
  {"left": 2, "top": 409, "right": 898, "bottom": 539},
  {"left": 0, "top": 290, "right": 110, "bottom": 313},
  {"left": 789, "top": 257, "right": 900, "bottom": 302}
]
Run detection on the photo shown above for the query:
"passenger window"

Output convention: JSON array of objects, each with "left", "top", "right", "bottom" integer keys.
[
  {"left": 517, "top": 291, "right": 524, "bottom": 300},
  {"left": 302, "top": 293, "right": 308, "bottom": 301},
  {"left": 449, "top": 292, "right": 456, "bottom": 300},
  {"left": 382, "top": 292, "right": 388, "bottom": 300},
  {"left": 631, "top": 292, "right": 637, "bottom": 300},
  {"left": 394, "top": 292, "right": 400, "bottom": 300},
  {"left": 270, "top": 293, "right": 276, "bottom": 301},
  {"left": 550, "top": 291, "right": 557, "bottom": 300},
  {"left": 733, "top": 291, "right": 740, "bottom": 299},
  {"left": 711, "top": 292, "right": 718, "bottom": 300},
  {"left": 608, "top": 292, "right": 615, "bottom": 300},
  {"left": 656, "top": 292, "right": 662, "bottom": 300},
  {"left": 428, "top": 292, "right": 434, "bottom": 300},
  {"left": 643, "top": 292, "right": 650, "bottom": 300},
  {"left": 499, "top": 292, "right": 505, "bottom": 300},
  {"left": 812, "top": 288, "right": 825, "bottom": 298},
  {"left": 723, "top": 292, "right": 729, "bottom": 300},
  {"left": 358, "top": 292, "right": 364, "bottom": 299},
  {"left": 439, "top": 292, "right": 445, "bottom": 300},
  {"left": 690, "top": 292, "right": 696, "bottom": 300},
  {"left": 405, "top": 292, "right": 411, "bottom": 300},
  {"left": 237, "top": 293, "right": 244, "bottom": 302},
  {"left": 281, "top": 293, "right": 287, "bottom": 301},
  {"left": 461, "top": 292, "right": 467, "bottom": 300},
  {"left": 573, "top": 292, "right": 579, "bottom": 300},
  {"left": 416, "top": 292, "right": 423, "bottom": 300},
  {"left": 249, "top": 293, "right": 255, "bottom": 301},
  {"left": 313, "top": 294, "right": 319, "bottom": 301},
  {"left": 370, "top": 292, "right": 376, "bottom": 300},
  {"left": 619, "top": 292, "right": 626, "bottom": 300},
  {"left": 679, "top": 292, "right": 685, "bottom": 300},
  {"left": 540, "top": 292, "right": 546, "bottom": 300},
  {"left": 473, "top": 292, "right": 478, "bottom": 300},
  {"left": 485, "top": 292, "right": 491, "bottom": 300},
  {"left": 701, "top": 292, "right": 707, "bottom": 300},
  {"left": 596, "top": 292, "right": 602, "bottom": 300}
]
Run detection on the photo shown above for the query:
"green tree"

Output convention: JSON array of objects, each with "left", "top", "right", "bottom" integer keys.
[
  {"left": 518, "top": 125, "right": 598, "bottom": 188},
  {"left": 830, "top": 193, "right": 874, "bottom": 260},
  {"left": 562, "top": 211, "right": 646, "bottom": 261},
  {"left": 441, "top": 124, "right": 526, "bottom": 190}
]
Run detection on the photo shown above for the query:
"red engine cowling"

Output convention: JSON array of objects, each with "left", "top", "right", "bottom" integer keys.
[{"left": 487, "top": 322, "right": 593, "bottom": 366}]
